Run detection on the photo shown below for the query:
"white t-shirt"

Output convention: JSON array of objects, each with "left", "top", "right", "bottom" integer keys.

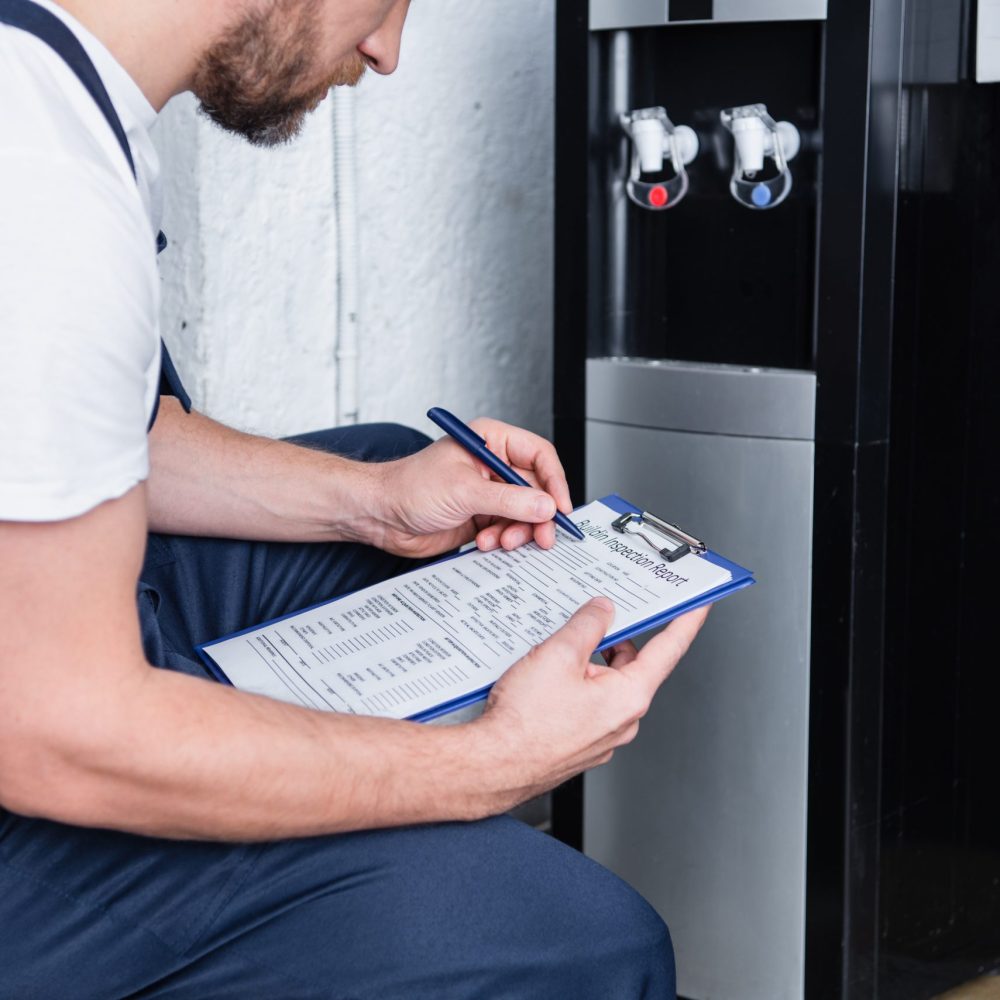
[{"left": 0, "top": 0, "right": 163, "bottom": 521}]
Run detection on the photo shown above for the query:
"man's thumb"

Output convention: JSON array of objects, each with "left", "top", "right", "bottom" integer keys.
[
  {"left": 540, "top": 597, "right": 615, "bottom": 665},
  {"left": 472, "top": 480, "right": 556, "bottom": 524}
]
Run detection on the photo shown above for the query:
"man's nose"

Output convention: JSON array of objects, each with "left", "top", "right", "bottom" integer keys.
[{"left": 357, "top": 0, "right": 409, "bottom": 75}]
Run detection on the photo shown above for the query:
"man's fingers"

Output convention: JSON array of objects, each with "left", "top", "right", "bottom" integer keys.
[
  {"left": 528, "top": 519, "right": 557, "bottom": 550},
  {"left": 587, "top": 642, "right": 635, "bottom": 678},
  {"left": 470, "top": 419, "right": 574, "bottom": 515},
  {"left": 601, "top": 641, "right": 638, "bottom": 669},
  {"left": 475, "top": 519, "right": 512, "bottom": 550},
  {"left": 497, "top": 521, "right": 534, "bottom": 549},
  {"left": 537, "top": 597, "right": 615, "bottom": 668},
  {"left": 615, "top": 605, "right": 710, "bottom": 699},
  {"left": 471, "top": 480, "right": 556, "bottom": 525}
]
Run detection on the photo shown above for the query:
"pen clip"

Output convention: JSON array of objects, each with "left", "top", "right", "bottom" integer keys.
[{"left": 611, "top": 511, "right": 707, "bottom": 563}]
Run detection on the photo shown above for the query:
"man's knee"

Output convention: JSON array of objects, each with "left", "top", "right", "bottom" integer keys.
[
  {"left": 456, "top": 818, "right": 676, "bottom": 997},
  {"left": 284, "top": 422, "right": 432, "bottom": 463},
  {"left": 361, "top": 422, "right": 433, "bottom": 460},
  {"left": 608, "top": 894, "right": 675, "bottom": 998},
  {"left": 562, "top": 864, "right": 676, "bottom": 998}
]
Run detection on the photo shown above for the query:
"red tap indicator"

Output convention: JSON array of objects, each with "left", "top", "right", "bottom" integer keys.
[{"left": 649, "top": 185, "right": 668, "bottom": 207}]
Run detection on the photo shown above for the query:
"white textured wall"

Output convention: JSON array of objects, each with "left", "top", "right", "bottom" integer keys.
[
  {"left": 154, "top": 95, "right": 339, "bottom": 436},
  {"left": 153, "top": 0, "right": 554, "bottom": 441}
]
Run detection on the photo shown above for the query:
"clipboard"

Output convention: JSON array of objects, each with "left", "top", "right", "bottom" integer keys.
[
  {"left": 595, "top": 494, "right": 754, "bottom": 655},
  {"left": 197, "top": 494, "right": 754, "bottom": 722}
]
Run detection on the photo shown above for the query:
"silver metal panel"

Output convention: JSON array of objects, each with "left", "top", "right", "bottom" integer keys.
[
  {"left": 590, "top": 0, "right": 667, "bottom": 31},
  {"left": 711, "top": 0, "right": 827, "bottom": 24},
  {"left": 589, "top": 0, "right": 826, "bottom": 30},
  {"left": 587, "top": 357, "right": 815, "bottom": 439},
  {"left": 583, "top": 368, "right": 813, "bottom": 999}
]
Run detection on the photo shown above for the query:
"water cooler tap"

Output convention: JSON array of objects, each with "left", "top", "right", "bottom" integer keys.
[
  {"left": 720, "top": 103, "right": 800, "bottom": 209},
  {"left": 619, "top": 107, "right": 699, "bottom": 211}
]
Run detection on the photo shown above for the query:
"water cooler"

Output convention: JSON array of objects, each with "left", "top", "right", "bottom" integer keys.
[{"left": 552, "top": 1, "right": 1000, "bottom": 998}]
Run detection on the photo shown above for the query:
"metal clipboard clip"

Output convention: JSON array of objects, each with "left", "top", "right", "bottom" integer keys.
[{"left": 611, "top": 510, "right": 708, "bottom": 563}]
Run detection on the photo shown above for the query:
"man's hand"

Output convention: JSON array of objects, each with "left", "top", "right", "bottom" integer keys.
[
  {"left": 370, "top": 418, "right": 574, "bottom": 559},
  {"left": 468, "top": 597, "right": 710, "bottom": 811},
  {"left": 0, "top": 486, "right": 705, "bottom": 838},
  {"left": 147, "top": 403, "right": 572, "bottom": 557}
]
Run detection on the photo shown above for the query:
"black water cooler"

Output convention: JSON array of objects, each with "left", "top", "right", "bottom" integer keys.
[{"left": 552, "top": 2, "right": 1000, "bottom": 997}]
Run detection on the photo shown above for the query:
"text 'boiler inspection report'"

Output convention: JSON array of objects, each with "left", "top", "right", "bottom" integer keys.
[{"left": 200, "top": 499, "right": 733, "bottom": 720}]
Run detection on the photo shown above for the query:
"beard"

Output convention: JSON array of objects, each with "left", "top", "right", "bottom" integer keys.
[{"left": 193, "top": 0, "right": 367, "bottom": 147}]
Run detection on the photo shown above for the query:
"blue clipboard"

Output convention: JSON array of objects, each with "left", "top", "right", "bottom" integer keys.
[
  {"left": 197, "top": 494, "right": 755, "bottom": 723},
  {"left": 595, "top": 494, "right": 755, "bottom": 649}
]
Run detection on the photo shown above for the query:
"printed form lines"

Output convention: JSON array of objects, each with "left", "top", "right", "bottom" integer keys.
[
  {"left": 361, "top": 664, "right": 470, "bottom": 715},
  {"left": 314, "top": 619, "right": 415, "bottom": 664},
  {"left": 251, "top": 632, "right": 348, "bottom": 713}
]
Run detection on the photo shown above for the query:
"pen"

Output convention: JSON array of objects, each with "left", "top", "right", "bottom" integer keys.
[{"left": 427, "top": 407, "right": 585, "bottom": 541}]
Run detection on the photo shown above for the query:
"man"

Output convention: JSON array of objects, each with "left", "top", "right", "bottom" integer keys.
[{"left": 0, "top": 0, "right": 707, "bottom": 995}]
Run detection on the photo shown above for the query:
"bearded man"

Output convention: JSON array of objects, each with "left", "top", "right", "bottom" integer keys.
[{"left": 0, "top": 1, "right": 706, "bottom": 995}]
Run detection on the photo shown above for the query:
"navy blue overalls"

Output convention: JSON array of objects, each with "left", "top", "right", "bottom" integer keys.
[{"left": 0, "top": 4, "right": 676, "bottom": 995}]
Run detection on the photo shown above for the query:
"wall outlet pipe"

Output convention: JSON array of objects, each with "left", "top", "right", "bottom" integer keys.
[{"left": 333, "top": 88, "right": 361, "bottom": 425}]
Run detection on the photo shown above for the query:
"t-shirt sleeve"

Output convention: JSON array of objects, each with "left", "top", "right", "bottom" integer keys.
[{"left": 0, "top": 151, "right": 159, "bottom": 522}]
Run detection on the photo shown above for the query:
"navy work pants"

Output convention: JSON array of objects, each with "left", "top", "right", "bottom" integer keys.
[{"left": 0, "top": 424, "right": 675, "bottom": 998}]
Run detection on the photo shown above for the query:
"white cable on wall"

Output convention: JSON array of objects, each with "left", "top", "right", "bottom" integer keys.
[{"left": 332, "top": 87, "right": 360, "bottom": 426}]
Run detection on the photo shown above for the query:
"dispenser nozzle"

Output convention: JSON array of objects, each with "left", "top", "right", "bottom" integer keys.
[
  {"left": 619, "top": 107, "right": 699, "bottom": 211},
  {"left": 731, "top": 115, "right": 767, "bottom": 176},
  {"left": 632, "top": 117, "right": 669, "bottom": 173},
  {"left": 720, "top": 103, "right": 800, "bottom": 210}
]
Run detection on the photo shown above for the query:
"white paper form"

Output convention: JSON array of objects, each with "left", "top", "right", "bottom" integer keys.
[{"left": 200, "top": 499, "right": 733, "bottom": 720}]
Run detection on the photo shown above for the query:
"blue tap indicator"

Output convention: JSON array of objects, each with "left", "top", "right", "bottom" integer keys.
[{"left": 751, "top": 183, "right": 772, "bottom": 207}]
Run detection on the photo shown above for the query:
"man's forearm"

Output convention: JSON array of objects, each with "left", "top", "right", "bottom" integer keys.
[
  {"left": 147, "top": 397, "right": 383, "bottom": 543},
  {"left": 0, "top": 486, "right": 514, "bottom": 840},
  {"left": 1, "top": 663, "right": 510, "bottom": 840}
]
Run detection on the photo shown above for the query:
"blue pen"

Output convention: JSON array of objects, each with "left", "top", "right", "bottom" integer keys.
[{"left": 427, "top": 407, "right": 585, "bottom": 541}]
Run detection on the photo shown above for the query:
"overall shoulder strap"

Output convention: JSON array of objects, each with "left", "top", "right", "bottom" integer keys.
[
  {"left": 0, "top": 0, "right": 192, "bottom": 423},
  {"left": 0, "top": 0, "right": 135, "bottom": 177}
]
